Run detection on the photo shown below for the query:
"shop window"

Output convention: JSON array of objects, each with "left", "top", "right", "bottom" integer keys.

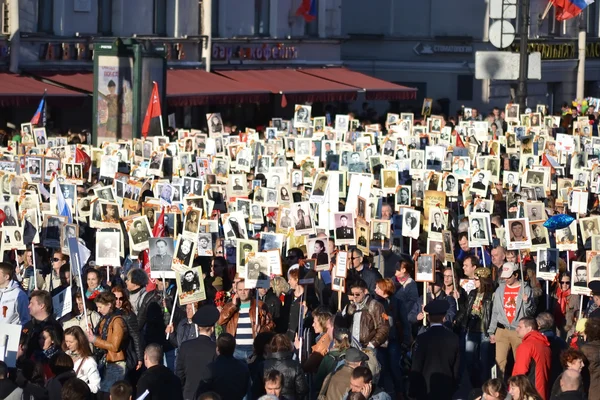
[
  {"left": 457, "top": 75, "right": 473, "bottom": 101},
  {"left": 254, "top": 0, "right": 270, "bottom": 36},
  {"left": 154, "top": 0, "right": 167, "bottom": 36},
  {"left": 98, "top": 0, "right": 112, "bottom": 35},
  {"left": 38, "top": 0, "right": 53, "bottom": 34}
]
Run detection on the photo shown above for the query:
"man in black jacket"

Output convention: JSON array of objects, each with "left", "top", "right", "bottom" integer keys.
[
  {"left": 126, "top": 269, "right": 165, "bottom": 349},
  {"left": 197, "top": 333, "right": 250, "bottom": 400},
  {"left": 176, "top": 305, "right": 219, "bottom": 400},
  {"left": 410, "top": 300, "right": 460, "bottom": 400},
  {"left": 347, "top": 248, "right": 382, "bottom": 296},
  {"left": 137, "top": 343, "right": 183, "bottom": 400},
  {"left": 22, "top": 290, "right": 64, "bottom": 358}
]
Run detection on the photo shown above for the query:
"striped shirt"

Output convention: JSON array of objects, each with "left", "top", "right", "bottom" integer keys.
[{"left": 236, "top": 302, "right": 254, "bottom": 352}]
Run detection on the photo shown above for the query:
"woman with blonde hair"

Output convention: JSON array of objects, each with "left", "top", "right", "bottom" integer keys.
[
  {"left": 301, "top": 308, "right": 333, "bottom": 373},
  {"left": 64, "top": 326, "right": 101, "bottom": 393}
]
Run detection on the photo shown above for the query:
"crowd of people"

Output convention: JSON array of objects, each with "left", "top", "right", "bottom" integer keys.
[{"left": 0, "top": 100, "right": 599, "bottom": 400}]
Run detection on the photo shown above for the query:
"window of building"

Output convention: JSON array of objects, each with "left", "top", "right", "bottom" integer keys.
[
  {"left": 211, "top": 0, "right": 219, "bottom": 37},
  {"left": 98, "top": 0, "right": 112, "bottom": 35},
  {"left": 38, "top": 0, "right": 53, "bottom": 34},
  {"left": 154, "top": 0, "right": 167, "bottom": 36},
  {"left": 304, "top": 8, "right": 318, "bottom": 37},
  {"left": 254, "top": 0, "right": 269, "bottom": 36},
  {"left": 457, "top": 75, "right": 473, "bottom": 101},
  {"left": 587, "top": 2, "right": 598, "bottom": 37}
]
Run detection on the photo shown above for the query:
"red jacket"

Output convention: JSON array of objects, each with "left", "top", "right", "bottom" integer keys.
[{"left": 513, "top": 330, "right": 552, "bottom": 400}]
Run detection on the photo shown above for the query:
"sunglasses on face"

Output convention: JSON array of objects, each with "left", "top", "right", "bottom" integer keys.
[
  {"left": 51, "top": 258, "right": 61, "bottom": 263},
  {"left": 351, "top": 292, "right": 363, "bottom": 297},
  {"left": 561, "top": 281, "right": 571, "bottom": 285},
  {"left": 115, "top": 296, "right": 123, "bottom": 301}
]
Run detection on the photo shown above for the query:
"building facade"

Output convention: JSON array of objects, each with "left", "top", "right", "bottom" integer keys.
[{"left": 341, "top": 0, "right": 600, "bottom": 116}]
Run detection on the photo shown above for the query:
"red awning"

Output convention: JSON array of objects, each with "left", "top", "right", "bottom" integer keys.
[
  {"left": 299, "top": 68, "right": 418, "bottom": 101},
  {"left": 216, "top": 69, "right": 359, "bottom": 103},
  {"left": 0, "top": 73, "right": 86, "bottom": 106},
  {"left": 34, "top": 72, "right": 94, "bottom": 93},
  {"left": 166, "top": 70, "right": 270, "bottom": 106},
  {"left": 30, "top": 70, "right": 271, "bottom": 106}
]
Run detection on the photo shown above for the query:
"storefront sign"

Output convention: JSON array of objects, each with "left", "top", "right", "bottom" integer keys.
[
  {"left": 39, "top": 42, "right": 188, "bottom": 62},
  {"left": 510, "top": 41, "right": 600, "bottom": 60},
  {"left": 212, "top": 43, "right": 299, "bottom": 62},
  {"left": 413, "top": 42, "right": 473, "bottom": 55}
]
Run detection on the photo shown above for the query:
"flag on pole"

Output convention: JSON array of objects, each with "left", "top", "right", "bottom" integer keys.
[
  {"left": 75, "top": 147, "right": 92, "bottom": 174},
  {"left": 554, "top": 0, "right": 594, "bottom": 20},
  {"left": 141, "top": 82, "right": 162, "bottom": 138},
  {"left": 30, "top": 91, "right": 47, "bottom": 126},
  {"left": 141, "top": 249, "right": 157, "bottom": 291},
  {"left": 153, "top": 207, "right": 166, "bottom": 238},
  {"left": 296, "top": 0, "right": 317, "bottom": 22},
  {"left": 53, "top": 177, "right": 73, "bottom": 224}
]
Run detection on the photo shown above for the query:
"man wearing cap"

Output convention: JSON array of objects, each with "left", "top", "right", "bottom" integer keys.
[
  {"left": 342, "top": 279, "right": 389, "bottom": 380},
  {"left": 318, "top": 347, "right": 370, "bottom": 400},
  {"left": 176, "top": 305, "right": 220, "bottom": 400},
  {"left": 488, "top": 262, "right": 535, "bottom": 379},
  {"left": 409, "top": 299, "right": 460, "bottom": 400},
  {"left": 411, "top": 272, "right": 458, "bottom": 330}
]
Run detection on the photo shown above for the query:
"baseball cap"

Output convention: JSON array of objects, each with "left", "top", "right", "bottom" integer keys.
[{"left": 500, "top": 262, "right": 518, "bottom": 279}]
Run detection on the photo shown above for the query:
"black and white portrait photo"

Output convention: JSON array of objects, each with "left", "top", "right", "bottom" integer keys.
[
  {"left": 27, "top": 157, "right": 42, "bottom": 178},
  {"left": 308, "top": 238, "right": 330, "bottom": 268},
  {"left": 468, "top": 213, "right": 490, "bottom": 246},
  {"left": 370, "top": 219, "right": 391, "bottom": 249},
  {"left": 416, "top": 254, "right": 435, "bottom": 283},
  {"left": 173, "top": 237, "right": 196, "bottom": 270},
  {"left": 335, "top": 114, "right": 349, "bottom": 132},
  {"left": 293, "top": 105, "right": 312, "bottom": 128},
  {"left": 580, "top": 216, "right": 600, "bottom": 244},
  {"left": 149, "top": 237, "right": 175, "bottom": 278},
  {"left": 530, "top": 222, "right": 549, "bottom": 248},
  {"left": 396, "top": 186, "right": 411, "bottom": 206},
  {"left": 334, "top": 212, "right": 355, "bottom": 245},
  {"left": 128, "top": 217, "right": 151, "bottom": 249},
  {"left": 197, "top": 233, "right": 213, "bottom": 257},
  {"left": 224, "top": 211, "right": 248, "bottom": 240},
  {"left": 207, "top": 113, "right": 224, "bottom": 135},
  {"left": 291, "top": 202, "right": 313, "bottom": 235},
  {"left": 245, "top": 252, "right": 270, "bottom": 288},
  {"left": 572, "top": 262, "right": 590, "bottom": 295},
  {"left": 176, "top": 267, "right": 206, "bottom": 305},
  {"left": 588, "top": 251, "right": 600, "bottom": 283},
  {"left": 96, "top": 231, "right": 121, "bottom": 267},
  {"left": 470, "top": 171, "right": 489, "bottom": 196},
  {"left": 402, "top": 209, "right": 420, "bottom": 239}
]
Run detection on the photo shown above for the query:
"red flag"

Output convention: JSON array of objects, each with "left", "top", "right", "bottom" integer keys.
[
  {"left": 541, "top": 153, "right": 556, "bottom": 175},
  {"left": 75, "top": 147, "right": 92, "bottom": 174},
  {"left": 141, "top": 82, "right": 162, "bottom": 138},
  {"left": 454, "top": 131, "right": 465, "bottom": 148},
  {"left": 141, "top": 249, "right": 157, "bottom": 291},
  {"left": 153, "top": 207, "right": 165, "bottom": 238}
]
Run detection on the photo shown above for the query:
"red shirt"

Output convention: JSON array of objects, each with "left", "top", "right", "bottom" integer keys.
[{"left": 503, "top": 284, "right": 520, "bottom": 324}]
